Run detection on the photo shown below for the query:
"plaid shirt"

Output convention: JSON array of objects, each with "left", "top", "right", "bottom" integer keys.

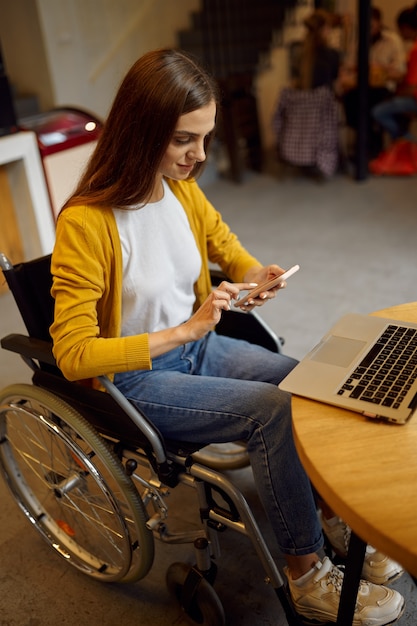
[{"left": 273, "top": 86, "right": 339, "bottom": 177}]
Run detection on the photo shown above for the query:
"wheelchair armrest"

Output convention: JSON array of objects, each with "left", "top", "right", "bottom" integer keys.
[{"left": 1, "top": 333, "right": 57, "bottom": 367}]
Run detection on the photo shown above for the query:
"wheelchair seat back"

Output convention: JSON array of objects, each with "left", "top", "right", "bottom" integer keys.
[{"left": 1, "top": 254, "right": 54, "bottom": 343}]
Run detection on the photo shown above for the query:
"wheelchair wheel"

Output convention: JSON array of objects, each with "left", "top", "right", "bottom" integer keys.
[
  {"left": 192, "top": 442, "right": 249, "bottom": 470},
  {"left": 0, "top": 383, "right": 154, "bottom": 583},
  {"left": 166, "top": 562, "right": 225, "bottom": 626}
]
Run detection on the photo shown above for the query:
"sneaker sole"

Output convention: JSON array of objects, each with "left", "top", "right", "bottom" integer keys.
[
  {"left": 362, "top": 568, "right": 404, "bottom": 586},
  {"left": 295, "top": 597, "right": 405, "bottom": 626}
]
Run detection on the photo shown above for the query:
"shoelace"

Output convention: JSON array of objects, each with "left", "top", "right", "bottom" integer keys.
[
  {"left": 326, "top": 564, "right": 344, "bottom": 593},
  {"left": 327, "top": 562, "right": 370, "bottom": 602},
  {"left": 342, "top": 522, "right": 352, "bottom": 553}
]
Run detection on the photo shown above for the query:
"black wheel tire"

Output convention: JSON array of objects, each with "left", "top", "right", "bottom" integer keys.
[
  {"left": 0, "top": 384, "right": 154, "bottom": 583},
  {"left": 166, "top": 562, "right": 225, "bottom": 626}
]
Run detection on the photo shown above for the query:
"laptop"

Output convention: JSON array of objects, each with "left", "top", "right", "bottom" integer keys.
[{"left": 279, "top": 313, "right": 417, "bottom": 424}]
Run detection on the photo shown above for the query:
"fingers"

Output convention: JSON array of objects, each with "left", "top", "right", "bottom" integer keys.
[
  {"left": 216, "top": 281, "right": 253, "bottom": 310},
  {"left": 214, "top": 290, "right": 235, "bottom": 311},
  {"left": 219, "top": 280, "right": 257, "bottom": 298},
  {"left": 215, "top": 279, "right": 283, "bottom": 312},
  {"left": 235, "top": 288, "right": 279, "bottom": 311}
]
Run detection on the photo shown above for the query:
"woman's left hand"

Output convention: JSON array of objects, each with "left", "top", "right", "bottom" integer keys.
[{"left": 239, "top": 264, "right": 287, "bottom": 311}]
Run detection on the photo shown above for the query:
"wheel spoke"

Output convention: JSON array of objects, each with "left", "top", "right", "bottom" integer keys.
[{"left": 0, "top": 385, "right": 154, "bottom": 582}]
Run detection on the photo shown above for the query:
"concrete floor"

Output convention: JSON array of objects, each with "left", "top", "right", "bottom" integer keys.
[{"left": 1, "top": 166, "right": 416, "bottom": 624}]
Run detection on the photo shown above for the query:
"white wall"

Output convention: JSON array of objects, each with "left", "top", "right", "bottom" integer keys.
[
  {"left": 0, "top": 0, "right": 200, "bottom": 120},
  {"left": 377, "top": 1, "right": 404, "bottom": 31},
  {"left": 0, "top": 0, "right": 54, "bottom": 110},
  {"left": 34, "top": 0, "right": 200, "bottom": 119}
]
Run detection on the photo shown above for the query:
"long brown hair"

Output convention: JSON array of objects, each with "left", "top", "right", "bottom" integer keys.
[
  {"left": 298, "top": 9, "right": 331, "bottom": 90},
  {"left": 64, "top": 49, "right": 220, "bottom": 210}
]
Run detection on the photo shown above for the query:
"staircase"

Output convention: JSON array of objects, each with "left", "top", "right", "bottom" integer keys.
[{"left": 178, "top": 0, "right": 300, "bottom": 181}]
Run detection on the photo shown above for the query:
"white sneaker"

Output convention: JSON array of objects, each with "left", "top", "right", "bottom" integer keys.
[
  {"left": 319, "top": 512, "right": 404, "bottom": 585},
  {"left": 285, "top": 557, "right": 405, "bottom": 625}
]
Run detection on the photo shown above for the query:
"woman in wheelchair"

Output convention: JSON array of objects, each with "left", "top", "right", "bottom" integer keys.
[{"left": 49, "top": 49, "right": 404, "bottom": 625}]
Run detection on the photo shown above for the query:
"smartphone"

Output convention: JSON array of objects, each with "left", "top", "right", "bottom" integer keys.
[{"left": 234, "top": 264, "right": 300, "bottom": 307}]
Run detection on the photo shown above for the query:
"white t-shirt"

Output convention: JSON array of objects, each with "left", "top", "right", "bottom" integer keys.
[
  {"left": 370, "top": 29, "right": 406, "bottom": 91},
  {"left": 113, "top": 180, "right": 202, "bottom": 336},
  {"left": 345, "top": 27, "right": 406, "bottom": 91}
]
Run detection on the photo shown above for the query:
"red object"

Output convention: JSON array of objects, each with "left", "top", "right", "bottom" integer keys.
[
  {"left": 19, "top": 107, "right": 102, "bottom": 156},
  {"left": 369, "top": 139, "right": 417, "bottom": 176}
]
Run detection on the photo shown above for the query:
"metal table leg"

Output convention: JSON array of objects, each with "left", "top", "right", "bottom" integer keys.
[{"left": 337, "top": 531, "right": 367, "bottom": 626}]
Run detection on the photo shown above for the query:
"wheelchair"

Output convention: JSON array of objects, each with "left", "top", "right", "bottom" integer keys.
[{"left": 0, "top": 251, "right": 302, "bottom": 626}]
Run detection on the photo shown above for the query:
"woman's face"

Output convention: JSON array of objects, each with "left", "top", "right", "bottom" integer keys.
[{"left": 159, "top": 100, "right": 216, "bottom": 180}]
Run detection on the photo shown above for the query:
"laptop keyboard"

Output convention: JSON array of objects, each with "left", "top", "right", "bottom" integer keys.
[{"left": 337, "top": 324, "right": 417, "bottom": 409}]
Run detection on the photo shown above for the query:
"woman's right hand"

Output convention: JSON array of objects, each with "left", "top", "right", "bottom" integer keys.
[
  {"left": 148, "top": 281, "right": 256, "bottom": 358},
  {"left": 182, "top": 280, "right": 255, "bottom": 341}
]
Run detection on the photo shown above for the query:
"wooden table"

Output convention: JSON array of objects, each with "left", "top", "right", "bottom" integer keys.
[{"left": 291, "top": 302, "right": 417, "bottom": 624}]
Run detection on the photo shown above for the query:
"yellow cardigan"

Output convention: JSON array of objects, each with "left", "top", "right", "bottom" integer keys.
[{"left": 50, "top": 178, "right": 261, "bottom": 381}]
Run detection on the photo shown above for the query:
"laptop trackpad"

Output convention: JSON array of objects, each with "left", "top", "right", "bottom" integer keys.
[{"left": 310, "top": 336, "right": 367, "bottom": 368}]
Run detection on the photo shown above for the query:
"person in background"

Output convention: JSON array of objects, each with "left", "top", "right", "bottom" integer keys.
[
  {"left": 274, "top": 9, "right": 342, "bottom": 178},
  {"left": 340, "top": 6, "right": 406, "bottom": 158},
  {"left": 292, "top": 8, "right": 341, "bottom": 91},
  {"left": 372, "top": 4, "right": 417, "bottom": 144},
  {"left": 50, "top": 48, "right": 404, "bottom": 625}
]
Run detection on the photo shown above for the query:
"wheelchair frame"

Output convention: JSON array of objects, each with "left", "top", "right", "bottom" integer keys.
[{"left": 0, "top": 252, "right": 301, "bottom": 626}]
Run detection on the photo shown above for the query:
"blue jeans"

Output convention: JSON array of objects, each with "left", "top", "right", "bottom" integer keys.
[
  {"left": 372, "top": 96, "right": 417, "bottom": 141},
  {"left": 114, "top": 331, "right": 323, "bottom": 557}
]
